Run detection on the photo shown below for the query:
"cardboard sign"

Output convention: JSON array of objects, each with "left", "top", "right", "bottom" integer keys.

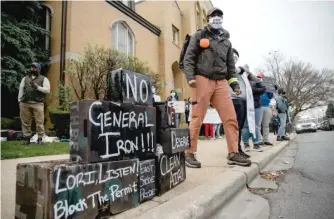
[
  {"left": 158, "top": 128, "right": 190, "bottom": 154},
  {"left": 15, "top": 159, "right": 139, "bottom": 219},
  {"left": 106, "top": 69, "right": 153, "bottom": 106},
  {"left": 70, "top": 100, "right": 156, "bottom": 163},
  {"left": 139, "top": 159, "right": 156, "bottom": 202},
  {"left": 156, "top": 152, "right": 186, "bottom": 196}
]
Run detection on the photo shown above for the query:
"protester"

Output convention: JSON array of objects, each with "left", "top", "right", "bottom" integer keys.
[
  {"left": 203, "top": 105, "right": 215, "bottom": 140},
  {"left": 242, "top": 74, "right": 266, "bottom": 152},
  {"left": 18, "top": 62, "right": 50, "bottom": 145},
  {"left": 213, "top": 121, "right": 223, "bottom": 139},
  {"left": 166, "top": 90, "right": 180, "bottom": 127},
  {"left": 273, "top": 115, "right": 280, "bottom": 135},
  {"left": 275, "top": 88, "right": 290, "bottom": 141},
  {"left": 181, "top": 7, "right": 251, "bottom": 168},
  {"left": 228, "top": 48, "right": 252, "bottom": 158},
  {"left": 185, "top": 97, "right": 191, "bottom": 127},
  {"left": 258, "top": 74, "right": 274, "bottom": 146}
]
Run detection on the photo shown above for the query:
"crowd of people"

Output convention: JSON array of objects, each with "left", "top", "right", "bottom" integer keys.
[{"left": 177, "top": 7, "right": 291, "bottom": 168}]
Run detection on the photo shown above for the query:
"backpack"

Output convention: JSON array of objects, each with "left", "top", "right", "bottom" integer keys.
[{"left": 178, "top": 29, "right": 206, "bottom": 70}]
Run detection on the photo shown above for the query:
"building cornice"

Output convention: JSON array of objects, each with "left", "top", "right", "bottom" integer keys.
[{"left": 106, "top": 0, "right": 161, "bottom": 36}]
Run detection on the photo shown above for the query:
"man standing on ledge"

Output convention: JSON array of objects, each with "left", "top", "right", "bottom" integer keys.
[
  {"left": 18, "top": 62, "right": 50, "bottom": 145},
  {"left": 181, "top": 7, "right": 251, "bottom": 168}
]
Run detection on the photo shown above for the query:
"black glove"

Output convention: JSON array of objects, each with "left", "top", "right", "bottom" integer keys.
[
  {"left": 230, "top": 82, "right": 240, "bottom": 93},
  {"left": 238, "top": 66, "right": 245, "bottom": 74}
]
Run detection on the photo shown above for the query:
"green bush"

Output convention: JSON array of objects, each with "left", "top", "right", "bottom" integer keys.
[{"left": 1, "top": 118, "right": 13, "bottom": 130}]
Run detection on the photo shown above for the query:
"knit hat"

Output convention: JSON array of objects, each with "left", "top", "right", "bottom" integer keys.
[{"left": 207, "top": 7, "right": 223, "bottom": 18}]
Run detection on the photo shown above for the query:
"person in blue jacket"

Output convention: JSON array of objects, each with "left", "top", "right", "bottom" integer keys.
[{"left": 260, "top": 91, "right": 274, "bottom": 145}]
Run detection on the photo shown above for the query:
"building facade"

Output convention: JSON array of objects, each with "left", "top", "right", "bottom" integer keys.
[{"left": 43, "top": 0, "right": 212, "bottom": 103}]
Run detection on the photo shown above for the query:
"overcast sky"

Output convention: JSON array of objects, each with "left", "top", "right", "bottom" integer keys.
[{"left": 212, "top": 0, "right": 334, "bottom": 72}]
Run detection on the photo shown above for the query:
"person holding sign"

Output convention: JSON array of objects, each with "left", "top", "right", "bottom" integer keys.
[
  {"left": 167, "top": 90, "right": 180, "bottom": 127},
  {"left": 179, "top": 7, "right": 251, "bottom": 168}
]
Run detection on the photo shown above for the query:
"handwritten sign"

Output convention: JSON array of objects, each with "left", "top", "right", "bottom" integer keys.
[
  {"left": 139, "top": 159, "right": 156, "bottom": 202},
  {"left": 156, "top": 152, "right": 186, "bottom": 196},
  {"left": 69, "top": 100, "right": 156, "bottom": 163},
  {"left": 167, "top": 101, "right": 185, "bottom": 113},
  {"left": 107, "top": 69, "right": 153, "bottom": 106},
  {"left": 15, "top": 159, "right": 139, "bottom": 219},
  {"left": 159, "top": 128, "right": 190, "bottom": 154}
]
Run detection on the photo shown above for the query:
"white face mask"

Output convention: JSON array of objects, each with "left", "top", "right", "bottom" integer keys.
[
  {"left": 171, "top": 92, "right": 175, "bottom": 97},
  {"left": 152, "top": 86, "right": 156, "bottom": 94},
  {"left": 209, "top": 16, "right": 223, "bottom": 29}
]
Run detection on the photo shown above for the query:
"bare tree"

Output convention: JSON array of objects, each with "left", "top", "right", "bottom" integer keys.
[{"left": 264, "top": 51, "right": 334, "bottom": 120}]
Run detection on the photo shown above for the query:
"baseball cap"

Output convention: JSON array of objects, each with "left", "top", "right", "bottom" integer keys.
[{"left": 32, "top": 62, "right": 41, "bottom": 69}]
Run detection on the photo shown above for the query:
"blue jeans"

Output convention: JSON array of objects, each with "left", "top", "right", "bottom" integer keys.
[
  {"left": 214, "top": 123, "right": 221, "bottom": 137},
  {"left": 278, "top": 113, "right": 287, "bottom": 137},
  {"left": 242, "top": 107, "right": 263, "bottom": 144}
]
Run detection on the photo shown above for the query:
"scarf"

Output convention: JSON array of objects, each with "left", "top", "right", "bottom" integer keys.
[{"left": 241, "top": 73, "right": 256, "bottom": 138}]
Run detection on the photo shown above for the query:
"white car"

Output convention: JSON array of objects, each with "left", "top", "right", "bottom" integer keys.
[{"left": 295, "top": 122, "right": 317, "bottom": 134}]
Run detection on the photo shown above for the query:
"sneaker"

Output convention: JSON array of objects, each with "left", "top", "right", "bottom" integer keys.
[
  {"left": 185, "top": 153, "right": 201, "bottom": 168},
  {"left": 282, "top": 136, "right": 290, "bottom": 141},
  {"left": 253, "top": 144, "right": 263, "bottom": 152},
  {"left": 227, "top": 152, "right": 251, "bottom": 166},
  {"left": 264, "top": 142, "right": 273, "bottom": 146},
  {"left": 244, "top": 143, "right": 251, "bottom": 152},
  {"left": 218, "top": 136, "right": 223, "bottom": 139},
  {"left": 37, "top": 138, "right": 43, "bottom": 145},
  {"left": 277, "top": 136, "right": 284, "bottom": 141},
  {"left": 240, "top": 150, "right": 251, "bottom": 158},
  {"left": 259, "top": 142, "right": 264, "bottom": 146},
  {"left": 23, "top": 137, "right": 30, "bottom": 145}
]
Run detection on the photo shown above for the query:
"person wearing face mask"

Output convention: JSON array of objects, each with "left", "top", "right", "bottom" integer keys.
[
  {"left": 152, "top": 86, "right": 161, "bottom": 102},
  {"left": 18, "top": 62, "right": 50, "bottom": 145},
  {"left": 228, "top": 48, "right": 254, "bottom": 159},
  {"left": 181, "top": 7, "right": 251, "bottom": 168},
  {"left": 167, "top": 90, "right": 180, "bottom": 127}
]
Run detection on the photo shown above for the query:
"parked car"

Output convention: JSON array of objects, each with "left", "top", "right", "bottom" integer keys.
[
  {"left": 295, "top": 122, "right": 317, "bottom": 134},
  {"left": 321, "top": 120, "right": 331, "bottom": 131}
]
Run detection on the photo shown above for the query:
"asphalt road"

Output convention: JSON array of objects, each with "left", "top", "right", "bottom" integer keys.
[{"left": 266, "top": 131, "right": 334, "bottom": 219}]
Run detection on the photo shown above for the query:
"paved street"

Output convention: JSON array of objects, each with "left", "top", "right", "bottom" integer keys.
[{"left": 266, "top": 131, "right": 334, "bottom": 219}]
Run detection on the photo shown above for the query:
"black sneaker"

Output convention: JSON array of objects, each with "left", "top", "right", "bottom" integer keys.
[
  {"left": 282, "top": 136, "right": 290, "bottom": 141},
  {"left": 240, "top": 150, "right": 251, "bottom": 158},
  {"left": 244, "top": 143, "right": 251, "bottom": 152},
  {"left": 37, "top": 138, "right": 43, "bottom": 145},
  {"left": 277, "top": 136, "right": 284, "bottom": 141},
  {"left": 227, "top": 153, "right": 251, "bottom": 166},
  {"left": 185, "top": 153, "right": 201, "bottom": 168},
  {"left": 264, "top": 142, "right": 273, "bottom": 146},
  {"left": 259, "top": 142, "right": 264, "bottom": 146},
  {"left": 253, "top": 144, "right": 263, "bottom": 152},
  {"left": 23, "top": 137, "right": 30, "bottom": 145}
]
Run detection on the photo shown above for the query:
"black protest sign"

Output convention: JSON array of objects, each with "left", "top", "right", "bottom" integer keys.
[
  {"left": 156, "top": 152, "right": 186, "bottom": 196},
  {"left": 154, "top": 102, "right": 177, "bottom": 136},
  {"left": 70, "top": 100, "right": 156, "bottom": 163},
  {"left": 107, "top": 69, "right": 153, "bottom": 106},
  {"left": 159, "top": 128, "right": 190, "bottom": 154},
  {"left": 15, "top": 159, "right": 139, "bottom": 219},
  {"left": 139, "top": 159, "right": 156, "bottom": 202}
]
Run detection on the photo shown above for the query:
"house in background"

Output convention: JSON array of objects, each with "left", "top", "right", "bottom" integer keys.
[
  {"left": 42, "top": 0, "right": 212, "bottom": 105},
  {"left": 136, "top": 0, "right": 213, "bottom": 100}
]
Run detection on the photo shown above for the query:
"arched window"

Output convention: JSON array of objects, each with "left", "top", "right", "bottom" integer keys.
[
  {"left": 111, "top": 21, "right": 135, "bottom": 55},
  {"left": 37, "top": 5, "right": 52, "bottom": 51}
]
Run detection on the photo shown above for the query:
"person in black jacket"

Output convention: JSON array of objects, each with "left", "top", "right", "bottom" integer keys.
[{"left": 242, "top": 76, "right": 266, "bottom": 152}]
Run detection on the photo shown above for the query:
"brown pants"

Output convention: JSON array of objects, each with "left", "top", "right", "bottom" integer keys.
[
  {"left": 187, "top": 75, "right": 239, "bottom": 154},
  {"left": 20, "top": 102, "right": 45, "bottom": 138}
]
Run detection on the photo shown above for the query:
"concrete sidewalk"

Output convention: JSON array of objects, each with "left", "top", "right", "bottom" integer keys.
[{"left": 0, "top": 134, "right": 291, "bottom": 219}]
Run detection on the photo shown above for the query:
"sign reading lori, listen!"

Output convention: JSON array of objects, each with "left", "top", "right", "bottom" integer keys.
[{"left": 69, "top": 100, "right": 156, "bottom": 163}]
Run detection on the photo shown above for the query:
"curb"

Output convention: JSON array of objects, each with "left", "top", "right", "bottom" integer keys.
[{"left": 134, "top": 134, "right": 297, "bottom": 219}]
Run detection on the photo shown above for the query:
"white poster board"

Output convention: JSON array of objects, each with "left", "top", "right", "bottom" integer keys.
[{"left": 167, "top": 101, "right": 185, "bottom": 113}]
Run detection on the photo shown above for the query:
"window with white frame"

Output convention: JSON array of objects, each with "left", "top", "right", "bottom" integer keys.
[
  {"left": 111, "top": 21, "right": 135, "bottom": 55},
  {"left": 172, "top": 25, "right": 179, "bottom": 45}
]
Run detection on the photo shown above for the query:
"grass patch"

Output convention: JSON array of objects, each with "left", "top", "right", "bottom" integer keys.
[{"left": 1, "top": 141, "right": 69, "bottom": 160}]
